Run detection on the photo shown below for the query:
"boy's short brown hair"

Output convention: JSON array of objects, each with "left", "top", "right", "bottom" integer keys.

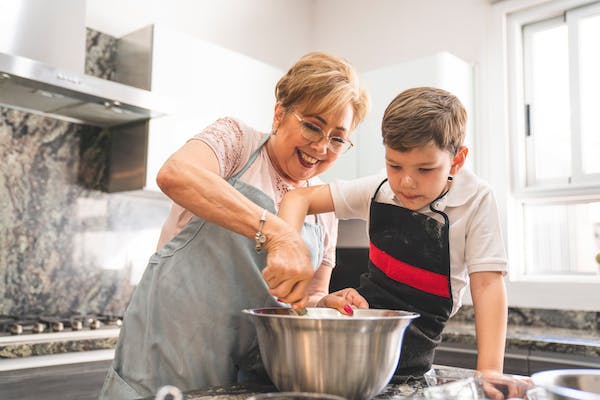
[{"left": 381, "top": 87, "right": 467, "bottom": 155}]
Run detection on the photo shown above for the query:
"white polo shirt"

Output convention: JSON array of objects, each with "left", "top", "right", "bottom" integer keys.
[{"left": 330, "top": 168, "right": 508, "bottom": 316}]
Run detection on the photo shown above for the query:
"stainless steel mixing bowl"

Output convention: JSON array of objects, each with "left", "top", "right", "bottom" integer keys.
[
  {"left": 530, "top": 369, "right": 600, "bottom": 400},
  {"left": 242, "top": 307, "right": 419, "bottom": 400}
]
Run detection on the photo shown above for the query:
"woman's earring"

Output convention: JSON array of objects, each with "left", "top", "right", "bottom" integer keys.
[{"left": 448, "top": 176, "right": 454, "bottom": 182}]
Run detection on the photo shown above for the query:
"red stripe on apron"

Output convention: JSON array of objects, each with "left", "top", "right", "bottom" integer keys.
[{"left": 369, "top": 242, "right": 450, "bottom": 298}]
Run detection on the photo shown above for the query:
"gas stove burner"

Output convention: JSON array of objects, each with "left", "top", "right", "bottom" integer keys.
[
  {"left": 39, "top": 317, "right": 65, "bottom": 332},
  {"left": 0, "top": 313, "right": 123, "bottom": 336},
  {"left": 8, "top": 320, "right": 46, "bottom": 335},
  {"left": 9, "top": 323, "right": 22, "bottom": 335},
  {"left": 52, "top": 321, "right": 64, "bottom": 332},
  {"left": 89, "top": 319, "right": 101, "bottom": 330},
  {"left": 71, "top": 319, "right": 83, "bottom": 331}
]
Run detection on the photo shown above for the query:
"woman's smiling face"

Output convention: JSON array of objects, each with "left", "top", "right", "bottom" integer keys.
[
  {"left": 385, "top": 141, "right": 467, "bottom": 211},
  {"left": 267, "top": 102, "right": 354, "bottom": 184}
]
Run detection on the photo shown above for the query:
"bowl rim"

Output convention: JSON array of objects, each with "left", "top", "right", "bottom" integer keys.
[
  {"left": 531, "top": 369, "right": 600, "bottom": 400},
  {"left": 242, "top": 307, "right": 420, "bottom": 320}
]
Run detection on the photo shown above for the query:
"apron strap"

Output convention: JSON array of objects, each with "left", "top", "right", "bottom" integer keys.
[
  {"left": 370, "top": 177, "right": 450, "bottom": 226},
  {"left": 428, "top": 179, "right": 452, "bottom": 226},
  {"left": 371, "top": 178, "right": 388, "bottom": 201},
  {"left": 231, "top": 133, "right": 271, "bottom": 180}
]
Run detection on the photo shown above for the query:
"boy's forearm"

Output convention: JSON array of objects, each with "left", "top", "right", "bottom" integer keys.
[
  {"left": 278, "top": 185, "right": 336, "bottom": 232},
  {"left": 278, "top": 190, "right": 313, "bottom": 232},
  {"left": 305, "top": 265, "right": 333, "bottom": 306},
  {"left": 470, "top": 271, "right": 508, "bottom": 373}
]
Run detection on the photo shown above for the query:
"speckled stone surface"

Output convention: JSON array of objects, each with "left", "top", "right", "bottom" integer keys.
[
  {"left": 85, "top": 28, "right": 117, "bottom": 81},
  {"left": 1, "top": 304, "right": 599, "bottom": 360},
  {"left": 0, "top": 28, "right": 170, "bottom": 319},
  {"left": 142, "top": 366, "right": 488, "bottom": 400},
  {"left": 444, "top": 306, "right": 600, "bottom": 358},
  {"left": 143, "top": 379, "right": 430, "bottom": 400},
  {"left": 179, "top": 382, "right": 426, "bottom": 400},
  {"left": 0, "top": 334, "right": 117, "bottom": 359},
  {"left": 0, "top": 105, "right": 170, "bottom": 317}
]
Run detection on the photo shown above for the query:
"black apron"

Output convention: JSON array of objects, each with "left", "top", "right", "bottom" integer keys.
[{"left": 357, "top": 179, "right": 452, "bottom": 379}]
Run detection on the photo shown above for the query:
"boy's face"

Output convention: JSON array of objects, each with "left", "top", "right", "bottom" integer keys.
[{"left": 385, "top": 141, "right": 467, "bottom": 211}]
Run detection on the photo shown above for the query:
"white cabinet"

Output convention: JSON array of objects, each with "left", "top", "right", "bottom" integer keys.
[
  {"left": 320, "top": 52, "right": 474, "bottom": 182},
  {"left": 145, "top": 25, "right": 283, "bottom": 191}
]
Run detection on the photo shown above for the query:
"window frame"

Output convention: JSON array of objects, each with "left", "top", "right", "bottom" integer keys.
[
  {"left": 522, "top": 15, "right": 570, "bottom": 188},
  {"left": 505, "top": 0, "right": 600, "bottom": 283},
  {"left": 508, "top": 0, "right": 600, "bottom": 198},
  {"left": 472, "top": 0, "right": 600, "bottom": 311}
]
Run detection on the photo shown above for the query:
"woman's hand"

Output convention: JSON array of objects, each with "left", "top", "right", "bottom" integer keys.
[
  {"left": 317, "top": 288, "right": 369, "bottom": 315},
  {"left": 262, "top": 227, "right": 315, "bottom": 310}
]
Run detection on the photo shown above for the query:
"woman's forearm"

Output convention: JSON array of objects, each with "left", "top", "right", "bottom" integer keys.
[{"left": 157, "top": 140, "right": 292, "bottom": 243}]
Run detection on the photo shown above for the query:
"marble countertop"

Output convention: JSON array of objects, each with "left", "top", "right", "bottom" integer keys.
[
  {"left": 146, "top": 365, "right": 532, "bottom": 400},
  {"left": 3, "top": 322, "right": 598, "bottom": 361},
  {"left": 0, "top": 328, "right": 118, "bottom": 359},
  {"left": 1, "top": 307, "right": 598, "bottom": 361},
  {"left": 443, "top": 306, "right": 600, "bottom": 359},
  {"left": 443, "top": 320, "right": 600, "bottom": 357},
  {"left": 145, "top": 367, "right": 478, "bottom": 400},
  {"left": 160, "top": 381, "right": 425, "bottom": 400}
]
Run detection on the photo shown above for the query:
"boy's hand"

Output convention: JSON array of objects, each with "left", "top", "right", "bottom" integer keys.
[
  {"left": 478, "top": 370, "right": 533, "bottom": 400},
  {"left": 262, "top": 228, "right": 314, "bottom": 309},
  {"left": 317, "top": 288, "right": 369, "bottom": 315}
]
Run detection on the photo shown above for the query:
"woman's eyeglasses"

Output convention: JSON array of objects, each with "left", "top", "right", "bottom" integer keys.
[{"left": 292, "top": 113, "right": 353, "bottom": 154}]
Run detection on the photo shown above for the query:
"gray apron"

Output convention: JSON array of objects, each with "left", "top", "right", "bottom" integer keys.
[{"left": 100, "top": 134, "right": 324, "bottom": 399}]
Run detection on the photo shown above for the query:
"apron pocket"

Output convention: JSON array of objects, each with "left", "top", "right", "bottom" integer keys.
[{"left": 99, "top": 366, "right": 143, "bottom": 400}]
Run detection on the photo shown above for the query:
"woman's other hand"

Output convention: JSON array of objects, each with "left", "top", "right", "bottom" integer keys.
[
  {"left": 262, "top": 227, "right": 314, "bottom": 310},
  {"left": 317, "top": 288, "right": 369, "bottom": 315}
]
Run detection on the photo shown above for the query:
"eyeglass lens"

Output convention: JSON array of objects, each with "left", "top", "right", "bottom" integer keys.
[{"left": 298, "top": 120, "right": 351, "bottom": 154}]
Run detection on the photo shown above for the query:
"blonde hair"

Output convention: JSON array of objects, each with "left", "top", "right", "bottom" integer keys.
[
  {"left": 275, "top": 52, "right": 370, "bottom": 131},
  {"left": 381, "top": 87, "right": 467, "bottom": 155}
]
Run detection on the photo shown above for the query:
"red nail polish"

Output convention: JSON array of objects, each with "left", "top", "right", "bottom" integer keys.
[{"left": 343, "top": 305, "right": 353, "bottom": 315}]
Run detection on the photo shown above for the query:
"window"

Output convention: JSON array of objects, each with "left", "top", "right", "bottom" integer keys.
[
  {"left": 521, "top": 200, "right": 600, "bottom": 278},
  {"left": 508, "top": 1, "right": 600, "bottom": 281}
]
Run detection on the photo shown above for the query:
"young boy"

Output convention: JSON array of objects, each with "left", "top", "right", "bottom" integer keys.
[{"left": 278, "top": 87, "right": 508, "bottom": 381}]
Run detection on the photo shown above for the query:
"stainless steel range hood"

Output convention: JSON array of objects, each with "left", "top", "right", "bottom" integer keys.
[
  {"left": 0, "top": 0, "right": 170, "bottom": 128},
  {"left": 0, "top": 52, "right": 170, "bottom": 128}
]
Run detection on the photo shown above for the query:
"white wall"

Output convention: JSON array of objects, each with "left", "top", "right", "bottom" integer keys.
[
  {"left": 310, "top": 0, "right": 491, "bottom": 183},
  {"left": 86, "top": 0, "right": 491, "bottom": 73},
  {"left": 86, "top": 0, "right": 312, "bottom": 70},
  {"left": 320, "top": 52, "right": 475, "bottom": 183},
  {"left": 146, "top": 26, "right": 283, "bottom": 191},
  {"left": 312, "top": 0, "right": 489, "bottom": 71}
]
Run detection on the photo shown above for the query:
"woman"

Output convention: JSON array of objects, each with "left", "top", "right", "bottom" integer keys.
[{"left": 100, "top": 52, "right": 370, "bottom": 399}]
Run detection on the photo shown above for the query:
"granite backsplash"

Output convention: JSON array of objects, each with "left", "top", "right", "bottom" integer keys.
[
  {"left": 453, "top": 305, "right": 600, "bottom": 332},
  {"left": 0, "top": 29, "right": 171, "bottom": 317}
]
